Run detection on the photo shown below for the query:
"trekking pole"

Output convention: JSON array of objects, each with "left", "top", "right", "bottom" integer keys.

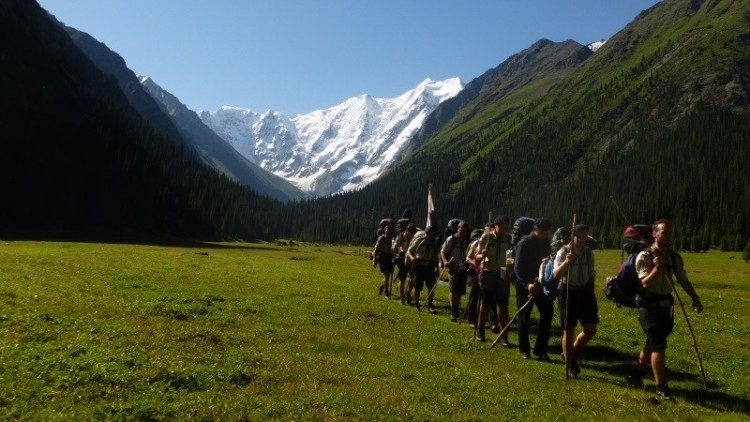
[
  {"left": 610, "top": 196, "right": 633, "bottom": 227},
  {"left": 389, "top": 270, "right": 395, "bottom": 298},
  {"left": 665, "top": 264, "right": 708, "bottom": 390},
  {"left": 565, "top": 214, "right": 577, "bottom": 381},
  {"left": 490, "top": 293, "right": 535, "bottom": 349},
  {"left": 427, "top": 259, "right": 452, "bottom": 298}
]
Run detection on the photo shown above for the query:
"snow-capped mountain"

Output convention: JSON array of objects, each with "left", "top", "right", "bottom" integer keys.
[
  {"left": 587, "top": 39, "right": 607, "bottom": 52},
  {"left": 199, "top": 77, "right": 463, "bottom": 196}
]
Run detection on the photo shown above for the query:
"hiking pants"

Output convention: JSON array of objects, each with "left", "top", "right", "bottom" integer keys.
[{"left": 516, "top": 285, "right": 554, "bottom": 356}]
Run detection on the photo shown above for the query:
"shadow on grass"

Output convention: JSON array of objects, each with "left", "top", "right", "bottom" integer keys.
[{"left": 1, "top": 229, "right": 283, "bottom": 251}]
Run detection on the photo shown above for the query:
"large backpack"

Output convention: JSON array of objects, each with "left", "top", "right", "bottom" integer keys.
[
  {"left": 405, "top": 230, "right": 427, "bottom": 266},
  {"left": 550, "top": 227, "right": 571, "bottom": 258},
  {"left": 540, "top": 257, "right": 558, "bottom": 298},
  {"left": 396, "top": 217, "right": 412, "bottom": 234},
  {"left": 603, "top": 225, "right": 653, "bottom": 308}
]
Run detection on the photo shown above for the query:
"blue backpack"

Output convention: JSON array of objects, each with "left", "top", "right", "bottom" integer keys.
[{"left": 541, "top": 257, "right": 559, "bottom": 298}]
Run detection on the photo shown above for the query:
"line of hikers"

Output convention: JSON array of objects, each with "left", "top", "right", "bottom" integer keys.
[{"left": 371, "top": 209, "right": 704, "bottom": 402}]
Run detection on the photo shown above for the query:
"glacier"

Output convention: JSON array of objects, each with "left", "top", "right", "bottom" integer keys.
[{"left": 198, "top": 77, "right": 463, "bottom": 196}]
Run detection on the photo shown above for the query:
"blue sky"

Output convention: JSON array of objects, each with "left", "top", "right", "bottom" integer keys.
[{"left": 40, "top": 0, "right": 658, "bottom": 115}]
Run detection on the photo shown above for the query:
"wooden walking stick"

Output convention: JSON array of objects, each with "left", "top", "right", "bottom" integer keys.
[
  {"left": 427, "top": 259, "right": 452, "bottom": 298},
  {"left": 665, "top": 259, "right": 708, "bottom": 390},
  {"left": 490, "top": 292, "right": 535, "bottom": 348},
  {"left": 565, "top": 214, "right": 577, "bottom": 381}
]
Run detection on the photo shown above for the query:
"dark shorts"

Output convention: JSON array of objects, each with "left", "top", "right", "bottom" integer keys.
[
  {"left": 559, "top": 286, "right": 599, "bottom": 330},
  {"left": 394, "top": 254, "right": 408, "bottom": 280},
  {"left": 449, "top": 271, "right": 467, "bottom": 295},
  {"left": 480, "top": 271, "right": 510, "bottom": 306},
  {"left": 413, "top": 263, "right": 437, "bottom": 292},
  {"left": 638, "top": 297, "right": 674, "bottom": 351},
  {"left": 378, "top": 253, "right": 394, "bottom": 274}
]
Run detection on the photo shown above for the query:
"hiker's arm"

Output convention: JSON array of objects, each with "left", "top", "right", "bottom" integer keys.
[
  {"left": 552, "top": 248, "right": 570, "bottom": 280},
  {"left": 674, "top": 255, "right": 702, "bottom": 313},
  {"left": 440, "top": 238, "right": 451, "bottom": 266}
]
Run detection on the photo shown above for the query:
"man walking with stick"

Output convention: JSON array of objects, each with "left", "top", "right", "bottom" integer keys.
[
  {"left": 513, "top": 218, "right": 554, "bottom": 360},
  {"left": 553, "top": 224, "right": 598, "bottom": 378},
  {"left": 628, "top": 219, "right": 703, "bottom": 401}
]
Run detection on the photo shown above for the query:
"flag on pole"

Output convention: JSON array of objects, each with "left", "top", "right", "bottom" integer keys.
[{"left": 426, "top": 184, "right": 435, "bottom": 228}]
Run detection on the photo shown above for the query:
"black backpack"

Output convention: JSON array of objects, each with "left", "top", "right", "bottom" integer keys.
[{"left": 603, "top": 225, "right": 653, "bottom": 308}]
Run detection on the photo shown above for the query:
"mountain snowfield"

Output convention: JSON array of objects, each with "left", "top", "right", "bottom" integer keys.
[
  {"left": 199, "top": 77, "right": 463, "bottom": 196},
  {"left": 587, "top": 39, "right": 607, "bottom": 52}
]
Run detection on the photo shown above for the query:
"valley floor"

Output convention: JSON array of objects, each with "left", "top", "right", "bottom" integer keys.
[{"left": 0, "top": 241, "right": 748, "bottom": 420}]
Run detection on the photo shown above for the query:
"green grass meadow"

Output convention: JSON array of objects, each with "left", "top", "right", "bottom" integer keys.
[{"left": 0, "top": 241, "right": 748, "bottom": 420}]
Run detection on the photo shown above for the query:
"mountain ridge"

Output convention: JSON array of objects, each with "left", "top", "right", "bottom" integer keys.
[
  {"left": 62, "top": 24, "right": 304, "bottom": 202},
  {"left": 200, "top": 77, "right": 463, "bottom": 196}
]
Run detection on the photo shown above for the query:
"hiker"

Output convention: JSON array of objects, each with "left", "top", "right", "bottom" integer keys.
[
  {"left": 407, "top": 225, "right": 440, "bottom": 312},
  {"left": 440, "top": 221, "right": 470, "bottom": 321},
  {"left": 393, "top": 222, "right": 417, "bottom": 304},
  {"left": 627, "top": 219, "right": 703, "bottom": 401},
  {"left": 473, "top": 216, "right": 512, "bottom": 342},
  {"left": 513, "top": 218, "right": 554, "bottom": 359},
  {"left": 553, "top": 224, "right": 598, "bottom": 378},
  {"left": 465, "top": 228, "right": 485, "bottom": 327},
  {"left": 373, "top": 219, "right": 395, "bottom": 297}
]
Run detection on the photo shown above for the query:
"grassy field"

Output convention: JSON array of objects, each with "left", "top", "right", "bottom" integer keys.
[{"left": 0, "top": 241, "right": 748, "bottom": 420}]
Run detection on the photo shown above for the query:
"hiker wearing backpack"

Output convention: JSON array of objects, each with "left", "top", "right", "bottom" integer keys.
[
  {"left": 513, "top": 218, "right": 554, "bottom": 360},
  {"left": 440, "top": 221, "right": 470, "bottom": 322},
  {"left": 393, "top": 222, "right": 417, "bottom": 305},
  {"left": 407, "top": 225, "right": 440, "bottom": 312},
  {"left": 473, "top": 216, "right": 512, "bottom": 343},
  {"left": 373, "top": 219, "right": 395, "bottom": 297},
  {"left": 553, "top": 224, "right": 598, "bottom": 378},
  {"left": 627, "top": 219, "right": 703, "bottom": 402}
]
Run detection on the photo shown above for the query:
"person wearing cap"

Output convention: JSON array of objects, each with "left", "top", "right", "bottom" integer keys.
[
  {"left": 440, "top": 221, "right": 470, "bottom": 321},
  {"left": 513, "top": 218, "right": 554, "bottom": 359},
  {"left": 472, "top": 216, "right": 511, "bottom": 342},
  {"left": 393, "top": 222, "right": 417, "bottom": 305},
  {"left": 553, "top": 224, "right": 598, "bottom": 378},
  {"left": 373, "top": 219, "right": 395, "bottom": 297},
  {"left": 407, "top": 225, "right": 440, "bottom": 312}
]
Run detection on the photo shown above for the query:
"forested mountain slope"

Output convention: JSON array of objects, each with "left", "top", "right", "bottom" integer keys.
[
  {"left": 282, "top": 0, "right": 750, "bottom": 247},
  {"left": 62, "top": 25, "right": 305, "bottom": 202},
  {"left": 0, "top": 0, "right": 283, "bottom": 240}
]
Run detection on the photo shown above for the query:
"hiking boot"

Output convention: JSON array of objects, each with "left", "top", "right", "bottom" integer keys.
[
  {"left": 566, "top": 368, "right": 579, "bottom": 379},
  {"left": 626, "top": 367, "right": 645, "bottom": 388},
  {"left": 500, "top": 335, "right": 511, "bottom": 348},
  {"left": 570, "top": 357, "right": 581, "bottom": 376},
  {"left": 490, "top": 324, "right": 501, "bottom": 334},
  {"left": 475, "top": 329, "right": 486, "bottom": 342},
  {"left": 535, "top": 353, "right": 551, "bottom": 362},
  {"left": 520, "top": 351, "right": 531, "bottom": 360},
  {"left": 655, "top": 384, "right": 673, "bottom": 402}
]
